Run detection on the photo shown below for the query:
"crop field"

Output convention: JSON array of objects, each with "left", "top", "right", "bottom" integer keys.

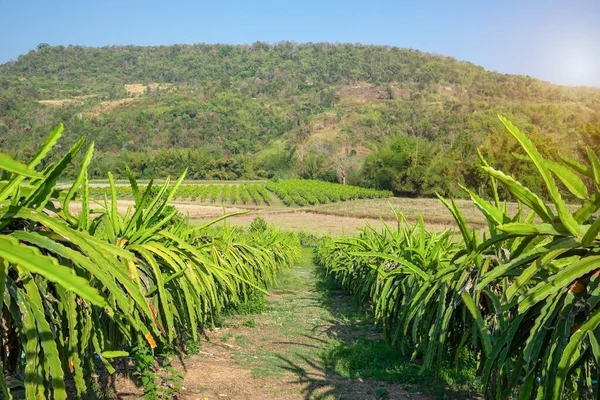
[
  {"left": 3, "top": 19, "right": 600, "bottom": 400},
  {"left": 89, "top": 183, "right": 273, "bottom": 205},
  {"left": 266, "top": 179, "right": 392, "bottom": 206},
  {"left": 315, "top": 117, "right": 600, "bottom": 399},
  {"left": 89, "top": 180, "right": 392, "bottom": 208},
  {"left": 85, "top": 186, "right": 579, "bottom": 236},
  {"left": 0, "top": 125, "right": 301, "bottom": 400},
  {"left": 3, "top": 117, "right": 600, "bottom": 400}
]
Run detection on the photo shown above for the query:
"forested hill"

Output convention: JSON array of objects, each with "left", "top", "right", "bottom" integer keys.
[{"left": 1, "top": 42, "right": 599, "bottom": 197}]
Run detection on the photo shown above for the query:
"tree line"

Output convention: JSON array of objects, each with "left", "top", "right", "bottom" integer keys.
[{"left": 1, "top": 42, "right": 599, "bottom": 198}]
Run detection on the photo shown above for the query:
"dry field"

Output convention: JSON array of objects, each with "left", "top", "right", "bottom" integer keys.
[
  {"left": 38, "top": 94, "right": 97, "bottom": 106},
  {"left": 69, "top": 196, "right": 500, "bottom": 236},
  {"left": 124, "top": 83, "right": 171, "bottom": 96},
  {"left": 67, "top": 199, "right": 245, "bottom": 219},
  {"left": 197, "top": 211, "right": 397, "bottom": 236},
  {"left": 306, "top": 197, "right": 494, "bottom": 228},
  {"left": 88, "top": 98, "right": 138, "bottom": 118}
]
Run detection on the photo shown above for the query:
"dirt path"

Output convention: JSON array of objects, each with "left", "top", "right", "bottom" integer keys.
[{"left": 164, "top": 248, "right": 433, "bottom": 400}]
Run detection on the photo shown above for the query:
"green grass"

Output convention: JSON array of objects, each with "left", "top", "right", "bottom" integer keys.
[
  {"left": 220, "top": 332, "right": 233, "bottom": 343},
  {"left": 215, "top": 247, "right": 480, "bottom": 398},
  {"left": 321, "top": 338, "right": 478, "bottom": 389},
  {"left": 242, "top": 319, "right": 256, "bottom": 328},
  {"left": 254, "top": 138, "right": 287, "bottom": 158}
]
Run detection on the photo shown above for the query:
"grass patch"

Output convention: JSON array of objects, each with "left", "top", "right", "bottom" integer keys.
[
  {"left": 320, "top": 338, "right": 478, "bottom": 395},
  {"left": 242, "top": 319, "right": 256, "bottom": 328},
  {"left": 220, "top": 332, "right": 233, "bottom": 342},
  {"left": 235, "top": 335, "right": 248, "bottom": 346},
  {"left": 313, "top": 251, "right": 480, "bottom": 397}
]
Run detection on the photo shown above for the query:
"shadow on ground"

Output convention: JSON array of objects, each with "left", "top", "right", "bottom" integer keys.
[{"left": 257, "top": 248, "right": 479, "bottom": 399}]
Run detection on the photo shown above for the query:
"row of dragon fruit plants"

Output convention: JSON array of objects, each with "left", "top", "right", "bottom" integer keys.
[{"left": 89, "top": 179, "right": 393, "bottom": 206}]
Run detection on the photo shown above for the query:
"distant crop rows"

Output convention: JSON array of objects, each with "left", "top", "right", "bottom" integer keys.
[
  {"left": 89, "top": 180, "right": 392, "bottom": 206},
  {"left": 265, "top": 180, "right": 392, "bottom": 206},
  {"left": 175, "top": 184, "right": 272, "bottom": 205},
  {"left": 89, "top": 184, "right": 272, "bottom": 205}
]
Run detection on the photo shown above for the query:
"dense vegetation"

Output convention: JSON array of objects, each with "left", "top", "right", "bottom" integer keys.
[
  {"left": 89, "top": 180, "right": 392, "bottom": 207},
  {"left": 315, "top": 117, "right": 600, "bottom": 398},
  {"left": 0, "top": 125, "right": 300, "bottom": 399},
  {"left": 1, "top": 42, "right": 599, "bottom": 197},
  {"left": 90, "top": 183, "right": 273, "bottom": 205},
  {"left": 266, "top": 179, "right": 392, "bottom": 206}
]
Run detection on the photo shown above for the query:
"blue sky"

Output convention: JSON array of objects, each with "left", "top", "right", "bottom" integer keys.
[{"left": 1, "top": 0, "right": 598, "bottom": 86}]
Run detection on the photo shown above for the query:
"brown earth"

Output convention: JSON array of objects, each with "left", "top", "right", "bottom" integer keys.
[
  {"left": 67, "top": 195, "right": 481, "bottom": 235},
  {"left": 124, "top": 84, "right": 149, "bottom": 97},
  {"left": 125, "top": 83, "right": 172, "bottom": 96},
  {"left": 67, "top": 199, "right": 396, "bottom": 236},
  {"left": 67, "top": 199, "right": 245, "bottom": 220},
  {"left": 205, "top": 211, "right": 391, "bottom": 236},
  {"left": 336, "top": 83, "right": 410, "bottom": 102},
  {"left": 38, "top": 94, "right": 96, "bottom": 106},
  {"left": 88, "top": 98, "right": 138, "bottom": 118}
]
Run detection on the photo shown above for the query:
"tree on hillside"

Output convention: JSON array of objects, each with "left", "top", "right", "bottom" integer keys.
[{"left": 334, "top": 149, "right": 359, "bottom": 185}]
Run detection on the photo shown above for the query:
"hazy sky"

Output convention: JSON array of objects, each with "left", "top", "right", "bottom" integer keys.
[{"left": 1, "top": 0, "right": 598, "bottom": 87}]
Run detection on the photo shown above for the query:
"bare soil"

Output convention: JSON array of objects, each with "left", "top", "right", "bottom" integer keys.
[
  {"left": 336, "top": 83, "right": 409, "bottom": 101},
  {"left": 198, "top": 211, "right": 394, "bottom": 236},
  {"left": 38, "top": 94, "right": 96, "bottom": 106},
  {"left": 124, "top": 84, "right": 149, "bottom": 97},
  {"left": 125, "top": 83, "right": 171, "bottom": 97},
  {"left": 68, "top": 195, "right": 483, "bottom": 235},
  {"left": 67, "top": 199, "right": 245, "bottom": 220},
  {"left": 88, "top": 98, "right": 138, "bottom": 118}
]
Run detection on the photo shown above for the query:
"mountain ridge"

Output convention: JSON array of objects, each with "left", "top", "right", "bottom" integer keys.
[{"left": 1, "top": 42, "right": 599, "bottom": 196}]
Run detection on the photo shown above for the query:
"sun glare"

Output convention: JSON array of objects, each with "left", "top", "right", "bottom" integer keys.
[
  {"left": 567, "top": 54, "right": 593, "bottom": 79},
  {"left": 556, "top": 36, "right": 598, "bottom": 85}
]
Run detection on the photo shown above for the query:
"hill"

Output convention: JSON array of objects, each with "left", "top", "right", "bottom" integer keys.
[{"left": 1, "top": 42, "right": 599, "bottom": 197}]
